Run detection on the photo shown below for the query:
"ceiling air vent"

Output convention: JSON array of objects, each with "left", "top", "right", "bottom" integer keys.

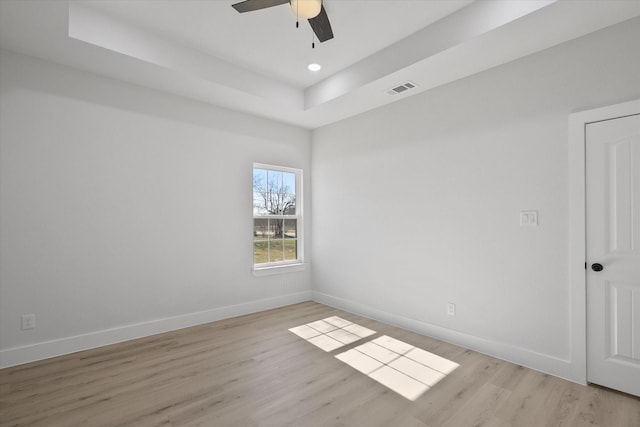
[{"left": 386, "top": 81, "right": 417, "bottom": 96}]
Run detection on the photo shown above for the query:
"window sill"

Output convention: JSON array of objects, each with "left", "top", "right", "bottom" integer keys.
[{"left": 252, "top": 263, "right": 306, "bottom": 277}]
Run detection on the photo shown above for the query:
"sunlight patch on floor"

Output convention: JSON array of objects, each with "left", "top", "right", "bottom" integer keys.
[
  {"left": 288, "top": 316, "right": 376, "bottom": 352},
  {"left": 336, "top": 335, "right": 460, "bottom": 401}
]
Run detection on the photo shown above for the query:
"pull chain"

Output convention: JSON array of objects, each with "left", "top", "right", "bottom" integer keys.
[{"left": 296, "top": 0, "right": 299, "bottom": 28}]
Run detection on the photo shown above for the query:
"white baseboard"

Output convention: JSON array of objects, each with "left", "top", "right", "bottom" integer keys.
[
  {"left": 311, "top": 291, "right": 584, "bottom": 385},
  {"left": 0, "top": 291, "right": 312, "bottom": 369},
  {"left": 2, "top": 290, "right": 583, "bottom": 385}
]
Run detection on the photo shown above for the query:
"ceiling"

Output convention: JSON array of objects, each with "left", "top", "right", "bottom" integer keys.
[{"left": 0, "top": 0, "right": 638, "bottom": 129}]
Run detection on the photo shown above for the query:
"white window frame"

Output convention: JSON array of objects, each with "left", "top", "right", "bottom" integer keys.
[{"left": 252, "top": 163, "right": 304, "bottom": 275}]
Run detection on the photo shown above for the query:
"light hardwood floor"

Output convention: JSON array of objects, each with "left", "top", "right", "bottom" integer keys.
[{"left": 1, "top": 301, "right": 639, "bottom": 426}]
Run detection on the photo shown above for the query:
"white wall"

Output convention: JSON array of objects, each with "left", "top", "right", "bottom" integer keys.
[
  {"left": 2, "top": 18, "right": 638, "bottom": 379},
  {"left": 0, "top": 50, "right": 311, "bottom": 367},
  {"left": 311, "top": 18, "right": 640, "bottom": 382}
]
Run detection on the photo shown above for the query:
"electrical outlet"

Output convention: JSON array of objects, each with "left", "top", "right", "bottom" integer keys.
[
  {"left": 520, "top": 210, "right": 538, "bottom": 226},
  {"left": 21, "top": 314, "right": 35, "bottom": 330},
  {"left": 447, "top": 303, "right": 456, "bottom": 316}
]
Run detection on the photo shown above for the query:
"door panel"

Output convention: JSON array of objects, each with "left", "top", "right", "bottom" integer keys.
[
  {"left": 607, "top": 281, "right": 636, "bottom": 360},
  {"left": 586, "top": 113, "right": 640, "bottom": 396},
  {"left": 607, "top": 138, "right": 638, "bottom": 254}
]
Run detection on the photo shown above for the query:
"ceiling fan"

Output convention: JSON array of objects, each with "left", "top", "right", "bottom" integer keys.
[{"left": 231, "top": 0, "right": 334, "bottom": 43}]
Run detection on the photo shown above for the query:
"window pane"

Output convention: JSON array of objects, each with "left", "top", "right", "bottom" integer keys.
[
  {"left": 254, "top": 218, "right": 268, "bottom": 240},
  {"left": 253, "top": 169, "right": 268, "bottom": 214},
  {"left": 269, "top": 240, "right": 284, "bottom": 262},
  {"left": 254, "top": 241, "right": 268, "bottom": 264},
  {"left": 284, "top": 239, "right": 297, "bottom": 261},
  {"left": 253, "top": 168, "right": 267, "bottom": 182},
  {"left": 283, "top": 195, "right": 295, "bottom": 215},
  {"left": 253, "top": 169, "right": 267, "bottom": 193},
  {"left": 283, "top": 172, "right": 296, "bottom": 195},
  {"left": 283, "top": 219, "right": 297, "bottom": 239},
  {"left": 269, "top": 218, "right": 284, "bottom": 238},
  {"left": 268, "top": 170, "right": 283, "bottom": 193},
  {"left": 253, "top": 192, "right": 268, "bottom": 215}
]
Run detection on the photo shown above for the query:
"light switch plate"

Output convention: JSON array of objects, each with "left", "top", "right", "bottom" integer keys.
[{"left": 520, "top": 211, "right": 538, "bottom": 227}]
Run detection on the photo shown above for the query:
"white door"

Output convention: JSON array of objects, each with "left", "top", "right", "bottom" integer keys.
[{"left": 586, "top": 113, "right": 640, "bottom": 396}]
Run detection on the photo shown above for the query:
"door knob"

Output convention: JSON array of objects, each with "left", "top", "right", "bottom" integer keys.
[{"left": 591, "top": 263, "right": 604, "bottom": 272}]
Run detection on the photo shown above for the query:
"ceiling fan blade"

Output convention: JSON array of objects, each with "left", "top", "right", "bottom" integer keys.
[
  {"left": 232, "top": 0, "right": 289, "bottom": 13},
  {"left": 308, "top": 5, "right": 333, "bottom": 42}
]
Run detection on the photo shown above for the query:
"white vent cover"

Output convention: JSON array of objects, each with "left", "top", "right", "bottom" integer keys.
[{"left": 386, "top": 81, "right": 417, "bottom": 96}]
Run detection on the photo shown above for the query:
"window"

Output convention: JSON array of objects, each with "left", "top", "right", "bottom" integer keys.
[{"left": 253, "top": 164, "right": 303, "bottom": 269}]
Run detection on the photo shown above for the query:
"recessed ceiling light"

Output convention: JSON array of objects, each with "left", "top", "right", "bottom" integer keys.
[{"left": 307, "top": 63, "right": 322, "bottom": 72}]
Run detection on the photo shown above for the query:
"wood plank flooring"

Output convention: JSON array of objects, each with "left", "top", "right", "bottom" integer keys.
[{"left": 1, "top": 301, "right": 638, "bottom": 426}]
